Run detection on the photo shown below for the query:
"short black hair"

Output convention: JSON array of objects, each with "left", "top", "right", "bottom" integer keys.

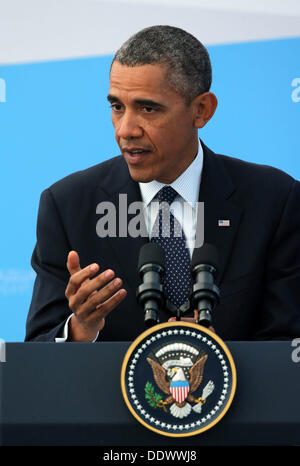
[{"left": 112, "top": 25, "right": 212, "bottom": 105}]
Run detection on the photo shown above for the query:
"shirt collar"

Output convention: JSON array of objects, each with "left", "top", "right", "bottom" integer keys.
[{"left": 138, "top": 139, "right": 203, "bottom": 209}]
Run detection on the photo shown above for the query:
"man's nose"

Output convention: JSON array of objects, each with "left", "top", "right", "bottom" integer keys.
[{"left": 117, "top": 111, "right": 143, "bottom": 139}]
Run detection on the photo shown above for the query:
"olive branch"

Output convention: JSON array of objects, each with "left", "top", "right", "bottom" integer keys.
[{"left": 145, "top": 382, "right": 167, "bottom": 412}]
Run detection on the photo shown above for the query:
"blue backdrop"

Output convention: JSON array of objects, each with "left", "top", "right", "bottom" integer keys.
[{"left": 0, "top": 37, "right": 299, "bottom": 341}]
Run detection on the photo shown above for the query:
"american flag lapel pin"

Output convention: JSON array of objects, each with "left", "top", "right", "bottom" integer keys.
[{"left": 218, "top": 219, "right": 230, "bottom": 227}]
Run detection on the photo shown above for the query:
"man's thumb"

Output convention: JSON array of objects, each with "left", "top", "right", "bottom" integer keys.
[{"left": 67, "top": 250, "right": 81, "bottom": 275}]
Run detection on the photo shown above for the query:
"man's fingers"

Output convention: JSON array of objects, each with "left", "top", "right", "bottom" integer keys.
[
  {"left": 64, "top": 250, "right": 127, "bottom": 339},
  {"left": 70, "top": 268, "right": 115, "bottom": 305},
  {"left": 65, "top": 262, "right": 101, "bottom": 298},
  {"left": 67, "top": 251, "right": 81, "bottom": 275},
  {"left": 94, "top": 288, "right": 127, "bottom": 317},
  {"left": 168, "top": 311, "right": 198, "bottom": 323},
  {"left": 167, "top": 316, "right": 216, "bottom": 333},
  {"left": 70, "top": 288, "right": 127, "bottom": 339},
  {"left": 168, "top": 317, "right": 195, "bottom": 322},
  {"left": 80, "top": 277, "right": 124, "bottom": 315}
]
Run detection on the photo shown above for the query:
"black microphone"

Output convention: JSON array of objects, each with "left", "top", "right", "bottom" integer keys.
[
  {"left": 190, "top": 243, "right": 220, "bottom": 327},
  {"left": 136, "top": 243, "right": 165, "bottom": 327}
]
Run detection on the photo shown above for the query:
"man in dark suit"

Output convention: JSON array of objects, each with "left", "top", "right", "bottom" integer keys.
[{"left": 25, "top": 26, "right": 300, "bottom": 342}]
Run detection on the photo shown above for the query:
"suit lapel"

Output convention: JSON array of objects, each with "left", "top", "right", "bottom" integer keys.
[{"left": 199, "top": 142, "right": 243, "bottom": 285}]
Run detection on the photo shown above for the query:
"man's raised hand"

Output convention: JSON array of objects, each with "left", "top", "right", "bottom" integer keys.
[{"left": 65, "top": 251, "right": 127, "bottom": 341}]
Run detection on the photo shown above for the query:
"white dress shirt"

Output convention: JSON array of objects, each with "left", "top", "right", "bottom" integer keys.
[
  {"left": 139, "top": 141, "right": 203, "bottom": 257},
  {"left": 56, "top": 141, "right": 203, "bottom": 342}
]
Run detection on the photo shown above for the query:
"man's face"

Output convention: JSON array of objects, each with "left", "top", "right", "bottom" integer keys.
[{"left": 108, "top": 62, "right": 199, "bottom": 184}]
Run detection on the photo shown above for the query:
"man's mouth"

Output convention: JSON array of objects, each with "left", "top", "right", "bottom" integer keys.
[
  {"left": 123, "top": 148, "right": 151, "bottom": 156},
  {"left": 122, "top": 148, "right": 152, "bottom": 164}
]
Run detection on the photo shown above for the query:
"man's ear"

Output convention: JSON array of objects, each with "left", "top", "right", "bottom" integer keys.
[{"left": 192, "top": 92, "right": 218, "bottom": 129}]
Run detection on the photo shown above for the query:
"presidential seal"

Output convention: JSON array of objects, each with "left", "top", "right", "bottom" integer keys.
[{"left": 121, "top": 322, "right": 236, "bottom": 437}]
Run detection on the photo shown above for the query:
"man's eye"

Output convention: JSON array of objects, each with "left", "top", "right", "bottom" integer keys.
[
  {"left": 143, "top": 106, "right": 155, "bottom": 113},
  {"left": 110, "top": 104, "right": 122, "bottom": 111}
]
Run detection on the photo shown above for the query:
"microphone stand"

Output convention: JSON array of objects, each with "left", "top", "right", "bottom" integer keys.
[
  {"left": 191, "top": 264, "right": 220, "bottom": 327},
  {"left": 137, "top": 263, "right": 165, "bottom": 327}
]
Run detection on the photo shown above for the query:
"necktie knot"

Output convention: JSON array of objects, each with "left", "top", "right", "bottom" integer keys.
[{"left": 155, "top": 186, "right": 178, "bottom": 206}]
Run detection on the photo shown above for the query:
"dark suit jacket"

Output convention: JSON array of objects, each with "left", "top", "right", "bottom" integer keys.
[{"left": 25, "top": 141, "right": 300, "bottom": 341}]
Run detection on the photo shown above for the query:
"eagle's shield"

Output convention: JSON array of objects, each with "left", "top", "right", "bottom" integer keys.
[{"left": 170, "top": 381, "right": 190, "bottom": 403}]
